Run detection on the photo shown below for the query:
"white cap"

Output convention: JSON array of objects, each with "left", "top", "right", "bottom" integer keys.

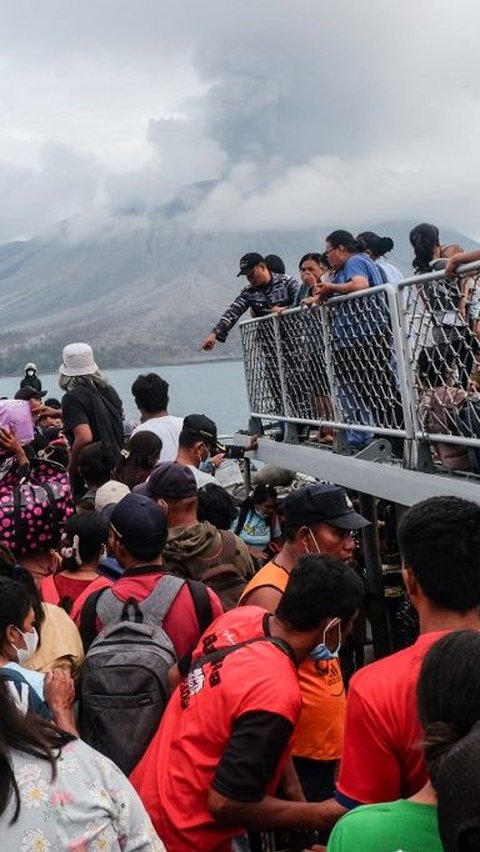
[
  {"left": 25, "top": 362, "right": 37, "bottom": 371},
  {"left": 95, "top": 480, "right": 130, "bottom": 512},
  {"left": 59, "top": 343, "right": 99, "bottom": 377}
]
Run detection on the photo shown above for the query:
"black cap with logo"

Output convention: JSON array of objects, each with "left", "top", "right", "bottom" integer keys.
[{"left": 237, "top": 252, "right": 265, "bottom": 277}]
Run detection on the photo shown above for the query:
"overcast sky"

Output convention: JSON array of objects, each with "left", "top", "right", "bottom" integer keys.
[{"left": 1, "top": 0, "right": 479, "bottom": 243}]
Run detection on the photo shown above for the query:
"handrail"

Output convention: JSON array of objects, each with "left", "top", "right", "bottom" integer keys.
[{"left": 240, "top": 260, "right": 480, "bottom": 470}]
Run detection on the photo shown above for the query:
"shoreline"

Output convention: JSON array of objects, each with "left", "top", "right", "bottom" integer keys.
[{"left": 0, "top": 354, "right": 242, "bottom": 380}]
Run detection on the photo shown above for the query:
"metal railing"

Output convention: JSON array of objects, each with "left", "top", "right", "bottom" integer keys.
[{"left": 240, "top": 260, "right": 480, "bottom": 470}]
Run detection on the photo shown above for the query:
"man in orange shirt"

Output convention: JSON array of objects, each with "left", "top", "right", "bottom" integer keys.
[{"left": 239, "top": 483, "right": 369, "bottom": 804}]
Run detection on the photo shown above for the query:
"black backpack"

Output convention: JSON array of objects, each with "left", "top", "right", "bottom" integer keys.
[{"left": 79, "top": 575, "right": 212, "bottom": 775}]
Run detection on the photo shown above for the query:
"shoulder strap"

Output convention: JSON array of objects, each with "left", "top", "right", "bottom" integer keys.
[
  {"left": 186, "top": 579, "right": 213, "bottom": 634},
  {"left": 138, "top": 574, "right": 186, "bottom": 623},
  {"left": 190, "top": 635, "right": 297, "bottom": 672},
  {"left": 218, "top": 530, "right": 239, "bottom": 563},
  {"left": 80, "top": 587, "right": 109, "bottom": 651}
]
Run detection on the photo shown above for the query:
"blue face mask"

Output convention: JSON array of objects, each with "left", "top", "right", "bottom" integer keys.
[
  {"left": 309, "top": 618, "right": 342, "bottom": 662},
  {"left": 199, "top": 453, "right": 212, "bottom": 472}
]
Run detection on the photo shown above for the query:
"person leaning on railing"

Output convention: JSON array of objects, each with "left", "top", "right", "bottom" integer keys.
[{"left": 305, "top": 230, "right": 404, "bottom": 438}]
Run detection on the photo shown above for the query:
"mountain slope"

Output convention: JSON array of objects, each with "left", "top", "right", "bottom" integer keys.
[{"left": 0, "top": 219, "right": 476, "bottom": 373}]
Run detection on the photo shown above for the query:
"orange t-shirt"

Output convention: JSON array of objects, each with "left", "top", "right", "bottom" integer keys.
[{"left": 240, "top": 560, "right": 346, "bottom": 760}]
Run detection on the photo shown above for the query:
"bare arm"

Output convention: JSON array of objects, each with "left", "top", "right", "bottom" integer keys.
[
  {"left": 239, "top": 586, "right": 283, "bottom": 612},
  {"left": 445, "top": 248, "right": 480, "bottom": 277},
  {"left": 207, "top": 788, "right": 345, "bottom": 832},
  {"left": 316, "top": 275, "right": 369, "bottom": 299},
  {"left": 68, "top": 423, "right": 93, "bottom": 479}
]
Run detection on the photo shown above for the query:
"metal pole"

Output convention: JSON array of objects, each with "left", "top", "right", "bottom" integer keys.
[{"left": 358, "top": 493, "right": 392, "bottom": 660}]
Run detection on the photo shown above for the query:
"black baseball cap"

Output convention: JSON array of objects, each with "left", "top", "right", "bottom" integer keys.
[
  {"left": 283, "top": 484, "right": 369, "bottom": 530},
  {"left": 14, "top": 387, "right": 47, "bottom": 401},
  {"left": 237, "top": 252, "right": 265, "bottom": 277},
  {"left": 109, "top": 493, "right": 167, "bottom": 552},
  {"left": 181, "top": 414, "right": 225, "bottom": 454},
  {"left": 135, "top": 461, "right": 198, "bottom": 500}
]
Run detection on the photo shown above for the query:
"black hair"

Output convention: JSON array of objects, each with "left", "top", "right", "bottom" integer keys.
[
  {"left": 397, "top": 497, "right": 480, "bottom": 613},
  {"left": 131, "top": 373, "right": 169, "bottom": 414},
  {"left": 357, "top": 231, "right": 394, "bottom": 259},
  {"left": 326, "top": 230, "right": 360, "bottom": 253},
  {"left": 418, "top": 631, "right": 480, "bottom": 788},
  {"left": 197, "top": 483, "right": 237, "bottom": 530},
  {"left": 64, "top": 513, "right": 108, "bottom": 566},
  {"left": 121, "top": 537, "right": 167, "bottom": 563},
  {"left": 299, "top": 252, "right": 326, "bottom": 269},
  {"left": 409, "top": 223, "right": 440, "bottom": 273},
  {"left": 115, "top": 431, "right": 162, "bottom": 490},
  {"left": 44, "top": 398, "right": 61, "bottom": 409},
  {"left": 276, "top": 554, "right": 363, "bottom": 631},
  {"left": 264, "top": 254, "right": 286, "bottom": 275},
  {"left": 178, "top": 427, "right": 205, "bottom": 450},
  {"left": 77, "top": 442, "right": 119, "bottom": 487},
  {"left": 0, "top": 577, "right": 32, "bottom": 649},
  {"left": 0, "top": 545, "right": 45, "bottom": 638},
  {"left": 0, "top": 675, "right": 73, "bottom": 823},
  {"left": 234, "top": 484, "right": 277, "bottom": 536}
]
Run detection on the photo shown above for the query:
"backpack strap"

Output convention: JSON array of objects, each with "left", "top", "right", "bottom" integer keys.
[
  {"left": 137, "top": 574, "right": 186, "bottom": 624},
  {"left": 190, "top": 635, "right": 297, "bottom": 672},
  {"left": 80, "top": 587, "right": 110, "bottom": 651},
  {"left": 186, "top": 578, "right": 213, "bottom": 634},
  {"left": 218, "top": 530, "right": 239, "bottom": 563}
]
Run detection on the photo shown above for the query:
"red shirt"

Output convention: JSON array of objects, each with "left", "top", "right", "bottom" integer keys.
[
  {"left": 336, "top": 631, "right": 449, "bottom": 807},
  {"left": 73, "top": 568, "right": 223, "bottom": 659},
  {"left": 41, "top": 573, "right": 97, "bottom": 607},
  {"left": 130, "top": 606, "right": 301, "bottom": 852}
]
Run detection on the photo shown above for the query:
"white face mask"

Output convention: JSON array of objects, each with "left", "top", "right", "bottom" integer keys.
[{"left": 12, "top": 626, "right": 39, "bottom": 665}]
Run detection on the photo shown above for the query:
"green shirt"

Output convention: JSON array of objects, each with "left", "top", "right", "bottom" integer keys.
[{"left": 327, "top": 799, "right": 442, "bottom": 852}]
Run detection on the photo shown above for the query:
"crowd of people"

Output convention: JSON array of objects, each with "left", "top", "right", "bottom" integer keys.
[
  {"left": 0, "top": 337, "right": 478, "bottom": 850},
  {"left": 202, "top": 227, "right": 480, "bottom": 469}
]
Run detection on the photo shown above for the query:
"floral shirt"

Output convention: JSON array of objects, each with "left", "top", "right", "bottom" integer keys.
[{"left": 3, "top": 738, "right": 165, "bottom": 851}]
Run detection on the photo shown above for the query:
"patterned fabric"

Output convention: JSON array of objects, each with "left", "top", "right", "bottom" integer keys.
[
  {"left": 2, "top": 739, "right": 165, "bottom": 851},
  {"left": 212, "top": 273, "right": 300, "bottom": 341}
]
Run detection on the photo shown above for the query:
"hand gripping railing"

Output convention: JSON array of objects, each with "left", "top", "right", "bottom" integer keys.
[{"left": 240, "top": 260, "right": 480, "bottom": 468}]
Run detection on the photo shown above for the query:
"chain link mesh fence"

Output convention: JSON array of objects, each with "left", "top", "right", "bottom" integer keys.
[{"left": 241, "top": 264, "right": 480, "bottom": 469}]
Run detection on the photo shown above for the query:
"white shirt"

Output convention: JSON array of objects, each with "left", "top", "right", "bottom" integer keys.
[
  {"left": 132, "top": 415, "right": 184, "bottom": 461},
  {"left": 377, "top": 258, "right": 404, "bottom": 285},
  {"left": 187, "top": 465, "right": 217, "bottom": 488}
]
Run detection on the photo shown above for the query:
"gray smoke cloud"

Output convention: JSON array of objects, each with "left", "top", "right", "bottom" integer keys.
[{"left": 0, "top": 0, "right": 480, "bottom": 242}]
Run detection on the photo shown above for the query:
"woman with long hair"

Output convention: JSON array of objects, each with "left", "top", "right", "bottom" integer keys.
[
  {"left": 409, "top": 223, "right": 478, "bottom": 390},
  {"left": 0, "top": 671, "right": 164, "bottom": 848}
]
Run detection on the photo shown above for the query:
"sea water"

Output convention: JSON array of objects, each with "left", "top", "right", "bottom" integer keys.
[{"left": 0, "top": 360, "right": 249, "bottom": 435}]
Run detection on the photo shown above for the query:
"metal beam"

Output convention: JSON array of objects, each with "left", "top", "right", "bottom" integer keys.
[{"left": 247, "top": 438, "right": 480, "bottom": 507}]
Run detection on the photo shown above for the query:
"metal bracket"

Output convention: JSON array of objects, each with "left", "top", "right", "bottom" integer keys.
[{"left": 354, "top": 438, "right": 393, "bottom": 463}]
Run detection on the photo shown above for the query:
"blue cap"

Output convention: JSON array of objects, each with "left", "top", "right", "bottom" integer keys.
[{"left": 110, "top": 493, "right": 167, "bottom": 552}]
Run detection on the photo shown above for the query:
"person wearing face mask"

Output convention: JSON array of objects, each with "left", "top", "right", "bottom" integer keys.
[
  {"left": 130, "top": 554, "right": 363, "bottom": 852},
  {"left": 175, "top": 413, "right": 257, "bottom": 487},
  {"left": 239, "top": 483, "right": 369, "bottom": 810},
  {"left": 0, "top": 576, "right": 77, "bottom": 734},
  {"left": 233, "top": 484, "right": 282, "bottom": 564}
]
